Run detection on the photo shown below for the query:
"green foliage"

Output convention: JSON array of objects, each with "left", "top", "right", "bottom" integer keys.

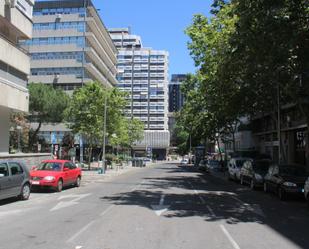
[
  {"left": 29, "top": 83, "right": 69, "bottom": 123},
  {"left": 65, "top": 81, "right": 105, "bottom": 142},
  {"left": 28, "top": 83, "right": 69, "bottom": 147},
  {"left": 182, "top": 0, "right": 309, "bottom": 152}
]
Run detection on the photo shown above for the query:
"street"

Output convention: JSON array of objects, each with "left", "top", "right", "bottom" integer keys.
[{"left": 0, "top": 162, "right": 309, "bottom": 249}]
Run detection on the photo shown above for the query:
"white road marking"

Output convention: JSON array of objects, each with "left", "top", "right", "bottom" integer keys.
[
  {"left": 50, "top": 193, "right": 92, "bottom": 212},
  {"left": 100, "top": 205, "right": 115, "bottom": 217},
  {"left": 207, "top": 205, "right": 216, "bottom": 216},
  {"left": 75, "top": 246, "right": 83, "bottom": 249},
  {"left": 151, "top": 194, "right": 170, "bottom": 216},
  {"left": 220, "top": 224, "right": 241, "bottom": 249},
  {"left": 231, "top": 196, "right": 265, "bottom": 218},
  {"left": 194, "top": 189, "right": 206, "bottom": 204},
  {"left": 131, "top": 180, "right": 146, "bottom": 192},
  {"left": 67, "top": 220, "right": 95, "bottom": 243}
]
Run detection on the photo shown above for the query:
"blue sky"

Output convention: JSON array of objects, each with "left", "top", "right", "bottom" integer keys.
[{"left": 93, "top": 0, "right": 212, "bottom": 77}]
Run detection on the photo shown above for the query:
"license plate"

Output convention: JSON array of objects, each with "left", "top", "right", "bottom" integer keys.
[{"left": 31, "top": 181, "right": 40, "bottom": 185}]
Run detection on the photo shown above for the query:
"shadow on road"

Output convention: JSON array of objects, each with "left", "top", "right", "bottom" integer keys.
[{"left": 101, "top": 164, "right": 309, "bottom": 249}]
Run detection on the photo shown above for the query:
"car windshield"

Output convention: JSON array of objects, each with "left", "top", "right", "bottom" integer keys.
[
  {"left": 280, "top": 166, "right": 306, "bottom": 177},
  {"left": 236, "top": 160, "right": 246, "bottom": 168},
  {"left": 37, "top": 162, "right": 62, "bottom": 171},
  {"left": 253, "top": 161, "right": 270, "bottom": 174}
]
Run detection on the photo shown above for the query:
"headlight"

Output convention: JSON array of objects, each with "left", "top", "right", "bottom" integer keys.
[
  {"left": 254, "top": 174, "right": 263, "bottom": 181},
  {"left": 44, "top": 176, "right": 55, "bottom": 181},
  {"left": 283, "top": 182, "right": 297, "bottom": 187}
]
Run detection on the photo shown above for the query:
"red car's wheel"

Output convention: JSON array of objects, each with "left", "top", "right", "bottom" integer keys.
[
  {"left": 56, "top": 179, "right": 63, "bottom": 192},
  {"left": 75, "top": 176, "right": 81, "bottom": 187}
]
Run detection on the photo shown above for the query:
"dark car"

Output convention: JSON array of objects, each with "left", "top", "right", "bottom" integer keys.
[
  {"left": 240, "top": 159, "right": 271, "bottom": 189},
  {"left": 206, "top": 160, "right": 221, "bottom": 172},
  {"left": 198, "top": 159, "right": 208, "bottom": 171},
  {"left": 264, "top": 164, "right": 308, "bottom": 200},
  {"left": 0, "top": 161, "right": 31, "bottom": 201}
]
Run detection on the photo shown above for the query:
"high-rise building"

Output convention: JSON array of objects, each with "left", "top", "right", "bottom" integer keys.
[
  {"left": 24, "top": 0, "right": 117, "bottom": 93},
  {"left": 109, "top": 28, "right": 170, "bottom": 160},
  {"left": 21, "top": 0, "right": 118, "bottom": 155},
  {"left": 0, "top": 0, "right": 34, "bottom": 154},
  {"left": 168, "top": 74, "right": 186, "bottom": 113},
  {"left": 168, "top": 74, "right": 186, "bottom": 148}
]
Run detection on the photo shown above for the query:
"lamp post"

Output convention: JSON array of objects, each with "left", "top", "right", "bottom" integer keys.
[{"left": 101, "top": 93, "right": 108, "bottom": 174}]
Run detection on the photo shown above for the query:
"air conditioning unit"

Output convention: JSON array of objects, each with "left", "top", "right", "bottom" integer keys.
[{"left": 56, "top": 14, "right": 62, "bottom": 19}]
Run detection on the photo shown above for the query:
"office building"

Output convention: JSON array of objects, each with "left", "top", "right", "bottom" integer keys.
[
  {"left": 109, "top": 28, "right": 170, "bottom": 159},
  {"left": 168, "top": 74, "right": 186, "bottom": 113},
  {"left": 21, "top": 0, "right": 118, "bottom": 155},
  {"left": 23, "top": 0, "right": 117, "bottom": 92},
  {"left": 0, "top": 0, "right": 34, "bottom": 154},
  {"left": 168, "top": 74, "right": 186, "bottom": 148}
]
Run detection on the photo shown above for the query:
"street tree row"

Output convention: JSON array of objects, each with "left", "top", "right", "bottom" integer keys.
[{"left": 176, "top": 0, "right": 309, "bottom": 156}]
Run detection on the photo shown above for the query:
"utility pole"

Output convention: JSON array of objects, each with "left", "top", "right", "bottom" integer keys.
[
  {"left": 277, "top": 80, "right": 281, "bottom": 164},
  {"left": 101, "top": 93, "right": 108, "bottom": 174}
]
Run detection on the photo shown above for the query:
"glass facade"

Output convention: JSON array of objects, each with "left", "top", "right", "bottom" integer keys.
[
  {"left": 33, "top": 22, "right": 85, "bottom": 32},
  {"left": 33, "top": 7, "right": 86, "bottom": 16},
  {"left": 31, "top": 67, "right": 86, "bottom": 78},
  {"left": 31, "top": 52, "right": 84, "bottom": 62},
  {"left": 22, "top": 36, "right": 85, "bottom": 47}
]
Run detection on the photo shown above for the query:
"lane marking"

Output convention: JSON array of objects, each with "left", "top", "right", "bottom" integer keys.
[
  {"left": 220, "top": 224, "right": 241, "bottom": 249},
  {"left": 131, "top": 180, "right": 146, "bottom": 192},
  {"left": 67, "top": 220, "right": 95, "bottom": 243},
  {"left": 231, "top": 196, "right": 265, "bottom": 218},
  {"left": 100, "top": 205, "right": 115, "bottom": 217},
  {"left": 151, "top": 194, "right": 170, "bottom": 216},
  {"left": 207, "top": 205, "right": 215, "bottom": 216}
]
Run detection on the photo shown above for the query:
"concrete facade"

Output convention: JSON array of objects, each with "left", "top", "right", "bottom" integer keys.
[
  {"left": 0, "top": 0, "right": 34, "bottom": 154},
  {"left": 24, "top": 0, "right": 117, "bottom": 92},
  {"left": 109, "top": 28, "right": 170, "bottom": 158}
]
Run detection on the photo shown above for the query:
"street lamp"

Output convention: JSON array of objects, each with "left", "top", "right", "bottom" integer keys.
[{"left": 100, "top": 93, "right": 108, "bottom": 174}]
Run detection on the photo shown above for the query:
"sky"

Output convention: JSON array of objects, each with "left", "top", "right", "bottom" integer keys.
[{"left": 93, "top": 0, "right": 212, "bottom": 78}]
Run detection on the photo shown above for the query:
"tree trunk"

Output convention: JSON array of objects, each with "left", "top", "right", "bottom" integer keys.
[
  {"left": 88, "top": 139, "right": 93, "bottom": 171},
  {"left": 29, "top": 121, "right": 42, "bottom": 150}
]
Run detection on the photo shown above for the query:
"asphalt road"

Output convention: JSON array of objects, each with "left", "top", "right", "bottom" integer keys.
[{"left": 0, "top": 162, "right": 309, "bottom": 249}]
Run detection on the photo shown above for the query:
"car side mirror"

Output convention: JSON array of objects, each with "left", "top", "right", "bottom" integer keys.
[
  {"left": 63, "top": 167, "right": 70, "bottom": 172},
  {"left": 31, "top": 166, "right": 37, "bottom": 171},
  {"left": 0, "top": 173, "right": 4, "bottom": 178}
]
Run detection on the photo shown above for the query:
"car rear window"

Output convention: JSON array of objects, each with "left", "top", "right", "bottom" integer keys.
[{"left": 253, "top": 161, "right": 270, "bottom": 173}]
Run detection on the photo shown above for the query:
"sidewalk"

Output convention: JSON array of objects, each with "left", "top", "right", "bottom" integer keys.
[{"left": 81, "top": 161, "right": 158, "bottom": 184}]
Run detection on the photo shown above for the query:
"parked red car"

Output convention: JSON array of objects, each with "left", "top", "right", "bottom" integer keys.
[{"left": 30, "top": 160, "right": 82, "bottom": 192}]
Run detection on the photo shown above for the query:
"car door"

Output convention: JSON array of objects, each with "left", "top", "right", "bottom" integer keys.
[
  {"left": 68, "top": 162, "right": 79, "bottom": 182},
  {"left": 62, "top": 162, "right": 72, "bottom": 186},
  {"left": 8, "top": 162, "right": 25, "bottom": 197},
  {"left": 0, "top": 163, "right": 10, "bottom": 199}
]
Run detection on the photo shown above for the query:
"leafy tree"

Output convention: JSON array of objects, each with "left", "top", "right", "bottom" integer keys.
[
  {"left": 64, "top": 82, "right": 105, "bottom": 167},
  {"left": 28, "top": 83, "right": 69, "bottom": 148}
]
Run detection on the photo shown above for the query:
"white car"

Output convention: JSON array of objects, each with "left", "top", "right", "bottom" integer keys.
[
  {"left": 305, "top": 177, "right": 309, "bottom": 206},
  {"left": 228, "top": 158, "right": 250, "bottom": 181},
  {"left": 180, "top": 159, "right": 189, "bottom": 165}
]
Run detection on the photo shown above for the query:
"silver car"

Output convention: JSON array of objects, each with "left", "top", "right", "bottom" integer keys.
[
  {"left": 0, "top": 161, "right": 31, "bottom": 201},
  {"left": 228, "top": 158, "right": 250, "bottom": 181},
  {"left": 305, "top": 177, "right": 309, "bottom": 206}
]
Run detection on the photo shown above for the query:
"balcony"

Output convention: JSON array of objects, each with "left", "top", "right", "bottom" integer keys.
[
  {"left": 85, "top": 63, "right": 112, "bottom": 89},
  {"left": 86, "top": 47, "right": 117, "bottom": 85},
  {"left": 0, "top": 36, "right": 30, "bottom": 75}
]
